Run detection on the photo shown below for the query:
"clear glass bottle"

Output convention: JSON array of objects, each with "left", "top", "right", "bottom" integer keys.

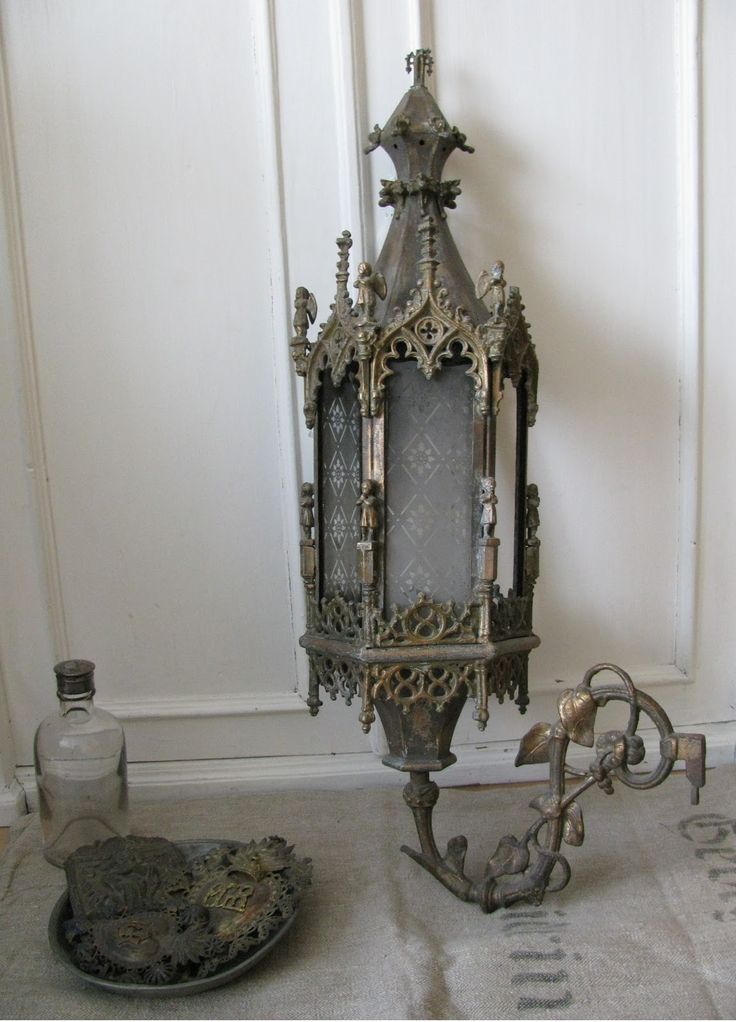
[{"left": 34, "top": 659, "right": 129, "bottom": 866}]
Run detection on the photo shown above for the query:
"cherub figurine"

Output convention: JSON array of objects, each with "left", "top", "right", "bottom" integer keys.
[
  {"left": 293, "top": 286, "right": 317, "bottom": 338},
  {"left": 356, "top": 480, "right": 380, "bottom": 541},
  {"left": 354, "top": 262, "right": 387, "bottom": 321},
  {"left": 475, "top": 260, "right": 506, "bottom": 320},
  {"left": 479, "top": 476, "right": 498, "bottom": 538},
  {"left": 300, "top": 482, "right": 315, "bottom": 540}
]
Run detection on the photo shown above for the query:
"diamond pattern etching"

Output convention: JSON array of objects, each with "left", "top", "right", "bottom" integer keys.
[
  {"left": 319, "top": 371, "right": 361, "bottom": 600},
  {"left": 386, "top": 360, "right": 474, "bottom": 606},
  {"left": 326, "top": 452, "right": 349, "bottom": 496}
]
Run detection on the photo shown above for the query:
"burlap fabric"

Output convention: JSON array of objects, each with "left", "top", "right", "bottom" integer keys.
[{"left": 0, "top": 765, "right": 734, "bottom": 1019}]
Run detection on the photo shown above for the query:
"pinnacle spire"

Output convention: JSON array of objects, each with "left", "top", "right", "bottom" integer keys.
[{"left": 405, "top": 49, "right": 434, "bottom": 87}]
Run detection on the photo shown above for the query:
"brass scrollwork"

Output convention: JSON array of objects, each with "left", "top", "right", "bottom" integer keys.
[
  {"left": 376, "top": 593, "right": 477, "bottom": 646},
  {"left": 370, "top": 663, "right": 473, "bottom": 712}
]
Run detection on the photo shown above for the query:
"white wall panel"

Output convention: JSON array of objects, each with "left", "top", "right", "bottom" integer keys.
[
  {"left": 1, "top": 0, "right": 300, "bottom": 758},
  {"left": 0, "top": 0, "right": 732, "bottom": 801},
  {"left": 360, "top": 0, "right": 428, "bottom": 260},
  {"left": 433, "top": 0, "right": 680, "bottom": 680},
  {"left": 0, "top": 8, "right": 61, "bottom": 813}
]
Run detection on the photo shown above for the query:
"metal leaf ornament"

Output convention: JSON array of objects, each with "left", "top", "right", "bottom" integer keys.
[
  {"left": 562, "top": 801, "right": 585, "bottom": 847},
  {"left": 515, "top": 722, "right": 552, "bottom": 766},
  {"left": 558, "top": 686, "right": 597, "bottom": 747},
  {"left": 485, "top": 836, "right": 530, "bottom": 879},
  {"left": 529, "top": 792, "right": 561, "bottom": 819}
]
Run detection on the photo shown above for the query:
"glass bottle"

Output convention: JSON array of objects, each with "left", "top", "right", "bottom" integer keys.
[{"left": 34, "top": 659, "right": 129, "bottom": 866}]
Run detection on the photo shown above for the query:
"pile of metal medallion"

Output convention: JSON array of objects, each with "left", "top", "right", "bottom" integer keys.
[{"left": 50, "top": 834, "right": 311, "bottom": 994}]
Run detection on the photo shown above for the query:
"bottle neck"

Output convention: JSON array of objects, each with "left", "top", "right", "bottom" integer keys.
[{"left": 57, "top": 693, "right": 94, "bottom": 716}]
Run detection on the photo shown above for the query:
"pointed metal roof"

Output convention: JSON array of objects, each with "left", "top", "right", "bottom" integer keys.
[{"left": 365, "top": 49, "right": 487, "bottom": 324}]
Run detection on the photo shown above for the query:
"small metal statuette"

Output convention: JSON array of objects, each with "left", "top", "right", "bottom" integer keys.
[
  {"left": 299, "top": 482, "right": 315, "bottom": 540},
  {"left": 524, "top": 483, "right": 541, "bottom": 586},
  {"left": 356, "top": 479, "right": 380, "bottom": 541},
  {"left": 354, "top": 262, "right": 386, "bottom": 322},
  {"left": 299, "top": 483, "right": 316, "bottom": 605},
  {"left": 293, "top": 286, "right": 317, "bottom": 338},
  {"left": 476, "top": 260, "right": 507, "bottom": 321},
  {"left": 290, "top": 286, "right": 317, "bottom": 376},
  {"left": 479, "top": 476, "right": 498, "bottom": 538}
]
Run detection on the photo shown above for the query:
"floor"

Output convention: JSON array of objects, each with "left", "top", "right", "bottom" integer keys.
[
  {"left": 0, "top": 770, "right": 729, "bottom": 1018},
  {"left": 0, "top": 783, "right": 533, "bottom": 862}
]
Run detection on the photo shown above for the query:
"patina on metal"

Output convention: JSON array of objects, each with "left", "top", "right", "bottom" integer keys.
[
  {"left": 289, "top": 50, "right": 706, "bottom": 911},
  {"left": 52, "top": 835, "right": 311, "bottom": 991}
]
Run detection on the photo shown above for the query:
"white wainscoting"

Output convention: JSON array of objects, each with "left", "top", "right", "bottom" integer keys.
[{"left": 14, "top": 718, "right": 735, "bottom": 824}]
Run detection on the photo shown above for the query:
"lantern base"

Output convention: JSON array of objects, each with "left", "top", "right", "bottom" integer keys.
[
  {"left": 399, "top": 664, "right": 706, "bottom": 912},
  {"left": 374, "top": 691, "right": 466, "bottom": 773},
  {"left": 302, "top": 620, "right": 540, "bottom": 753}
]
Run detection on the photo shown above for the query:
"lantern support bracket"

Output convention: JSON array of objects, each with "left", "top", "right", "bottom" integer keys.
[{"left": 400, "top": 663, "right": 706, "bottom": 912}]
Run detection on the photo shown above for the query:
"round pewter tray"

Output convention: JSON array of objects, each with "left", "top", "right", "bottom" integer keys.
[{"left": 48, "top": 839, "right": 298, "bottom": 997}]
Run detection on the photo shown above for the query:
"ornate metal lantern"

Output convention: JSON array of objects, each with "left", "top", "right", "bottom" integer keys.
[{"left": 290, "top": 51, "right": 706, "bottom": 912}]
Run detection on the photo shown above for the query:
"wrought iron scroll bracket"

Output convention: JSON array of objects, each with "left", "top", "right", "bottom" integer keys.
[{"left": 400, "top": 663, "right": 706, "bottom": 912}]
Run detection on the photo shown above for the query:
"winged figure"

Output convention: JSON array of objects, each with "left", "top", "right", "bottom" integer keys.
[
  {"left": 475, "top": 260, "right": 506, "bottom": 320},
  {"left": 354, "top": 262, "right": 387, "bottom": 320},
  {"left": 293, "top": 286, "right": 317, "bottom": 338}
]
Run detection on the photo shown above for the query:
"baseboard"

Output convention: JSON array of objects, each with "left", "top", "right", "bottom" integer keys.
[
  {"left": 15, "top": 719, "right": 735, "bottom": 815},
  {"left": 0, "top": 780, "right": 27, "bottom": 826}
]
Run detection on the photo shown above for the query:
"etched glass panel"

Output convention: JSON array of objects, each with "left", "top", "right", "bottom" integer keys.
[
  {"left": 385, "top": 360, "right": 474, "bottom": 606},
  {"left": 319, "top": 370, "right": 361, "bottom": 600}
]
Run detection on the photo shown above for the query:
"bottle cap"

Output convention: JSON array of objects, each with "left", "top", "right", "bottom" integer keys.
[{"left": 54, "top": 659, "right": 96, "bottom": 699}]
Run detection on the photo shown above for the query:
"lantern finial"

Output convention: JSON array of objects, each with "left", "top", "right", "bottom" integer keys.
[
  {"left": 334, "top": 230, "right": 353, "bottom": 312},
  {"left": 417, "top": 215, "right": 439, "bottom": 289},
  {"left": 406, "top": 49, "right": 434, "bottom": 87}
]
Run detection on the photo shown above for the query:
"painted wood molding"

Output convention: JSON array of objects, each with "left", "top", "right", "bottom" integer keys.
[
  {"left": 537, "top": 663, "right": 691, "bottom": 696},
  {"left": 329, "top": 0, "right": 372, "bottom": 262},
  {"left": 14, "top": 720, "right": 735, "bottom": 821},
  {"left": 674, "top": 0, "right": 702, "bottom": 677},
  {"left": 250, "top": 0, "right": 306, "bottom": 696},
  {"left": 0, "top": 19, "right": 69, "bottom": 663},
  {"left": 99, "top": 690, "right": 307, "bottom": 721}
]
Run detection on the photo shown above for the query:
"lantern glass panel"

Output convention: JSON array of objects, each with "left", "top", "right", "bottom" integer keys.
[
  {"left": 385, "top": 358, "right": 474, "bottom": 606},
  {"left": 318, "top": 368, "right": 361, "bottom": 600}
]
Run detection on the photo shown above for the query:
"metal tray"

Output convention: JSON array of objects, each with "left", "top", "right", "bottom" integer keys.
[{"left": 48, "top": 838, "right": 301, "bottom": 997}]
